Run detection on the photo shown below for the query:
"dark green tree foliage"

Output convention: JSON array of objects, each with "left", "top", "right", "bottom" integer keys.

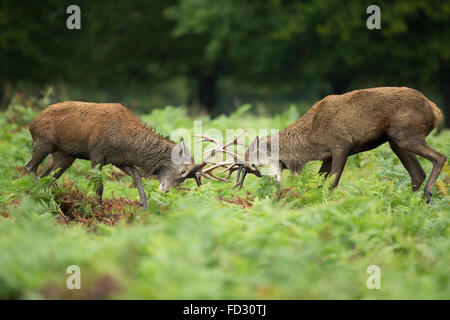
[
  {"left": 0, "top": 1, "right": 68, "bottom": 102},
  {"left": 0, "top": 1, "right": 181, "bottom": 104},
  {"left": 166, "top": 0, "right": 449, "bottom": 120},
  {"left": 0, "top": 1, "right": 448, "bottom": 125}
]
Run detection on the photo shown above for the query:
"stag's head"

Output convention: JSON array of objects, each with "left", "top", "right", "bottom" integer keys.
[
  {"left": 231, "top": 136, "right": 278, "bottom": 189},
  {"left": 157, "top": 132, "right": 250, "bottom": 192},
  {"left": 157, "top": 139, "right": 203, "bottom": 192}
]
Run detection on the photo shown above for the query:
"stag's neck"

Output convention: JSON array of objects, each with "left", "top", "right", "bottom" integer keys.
[
  {"left": 142, "top": 142, "right": 175, "bottom": 177},
  {"left": 267, "top": 113, "right": 325, "bottom": 173},
  {"left": 122, "top": 126, "right": 176, "bottom": 176}
]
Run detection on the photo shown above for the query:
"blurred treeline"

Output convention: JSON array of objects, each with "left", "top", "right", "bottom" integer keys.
[{"left": 0, "top": 0, "right": 449, "bottom": 125}]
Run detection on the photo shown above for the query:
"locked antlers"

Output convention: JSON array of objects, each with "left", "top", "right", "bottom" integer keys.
[
  {"left": 201, "top": 135, "right": 263, "bottom": 190},
  {"left": 193, "top": 130, "right": 248, "bottom": 182},
  {"left": 192, "top": 130, "right": 261, "bottom": 190}
]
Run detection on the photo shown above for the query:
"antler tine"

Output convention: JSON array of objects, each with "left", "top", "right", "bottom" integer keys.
[
  {"left": 202, "top": 160, "right": 234, "bottom": 173},
  {"left": 194, "top": 130, "right": 248, "bottom": 164},
  {"left": 194, "top": 135, "right": 221, "bottom": 145},
  {"left": 203, "top": 148, "right": 240, "bottom": 158},
  {"left": 204, "top": 139, "right": 244, "bottom": 148},
  {"left": 204, "top": 171, "right": 232, "bottom": 182},
  {"left": 223, "top": 164, "right": 240, "bottom": 180},
  {"left": 205, "top": 163, "right": 240, "bottom": 181},
  {"left": 197, "top": 171, "right": 219, "bottom": 181},
  {"left": 223, "top": 129, "right": 249, "bottom": 149},
  {"left": 193, "top": 134, "right": 224, "bottom": 163},
  {"left": 216, "top": 163, "right": 238, "bottom": 174},
  {"left": 192, "top": 130, "right": 249, "bottom": 183},
  {"left": 197, "top": 169, "right": 231, "bottom": 182}
]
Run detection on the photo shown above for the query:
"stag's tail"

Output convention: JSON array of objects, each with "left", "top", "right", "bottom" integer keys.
[{"left": 427, "top": 100, "right": 443, "bottom": 129}]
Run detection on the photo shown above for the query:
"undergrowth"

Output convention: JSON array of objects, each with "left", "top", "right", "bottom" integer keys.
[{"left": 0, "top": 99, "right": 448, "bottom": 299}]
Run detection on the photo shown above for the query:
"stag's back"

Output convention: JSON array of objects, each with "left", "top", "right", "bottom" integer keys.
[
  {"left": 29, "top": 101, "right": 158, "bottom": 159},
  {"left": 284, "top": 87, "right": 442, "bottom": 147}
]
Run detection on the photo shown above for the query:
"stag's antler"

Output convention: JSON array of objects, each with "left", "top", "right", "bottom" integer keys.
[
  {"left": 197, "top": 132, "right": 262, "bottom": 190},
  {"left": 192, "top": 130, "right": 248, "bottom": 182}
]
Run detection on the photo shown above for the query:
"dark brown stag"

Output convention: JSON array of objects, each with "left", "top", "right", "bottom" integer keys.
[
  {"left": 218, "top": 87, "right": 447, "bottom": 203},
  {"left": 25, "top": 101, "right": 225, "bottom": 210}
]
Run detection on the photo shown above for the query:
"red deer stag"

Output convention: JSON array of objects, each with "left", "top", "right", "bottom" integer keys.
[
  {"left": 25, "top": 101, "right": 232, "bottom": 210},
  {"left": 217, "top": 87, "right": 447, "bottom": 203}
]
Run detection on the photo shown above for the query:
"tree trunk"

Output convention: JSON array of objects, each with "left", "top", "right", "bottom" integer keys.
[
  {"left": 0, "top": 81, "right": 12, "bottom": 110},
  {"left": 189, "top": 68, "right": 219, "bottom": 116},
  {"left": 330, "top": 76, "right": 351, "bottom": 95},
  {"left": 197, "top": 74, "right": 218, "bottom": 116}
]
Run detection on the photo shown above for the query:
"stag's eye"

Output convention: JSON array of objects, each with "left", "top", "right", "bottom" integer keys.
[{"left": 181, "top": 169, "right": 186, "bottom": 174}]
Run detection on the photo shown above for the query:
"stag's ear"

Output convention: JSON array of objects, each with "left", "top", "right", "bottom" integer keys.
[
  {"left": 172, "top": 138, "right": 192, "bottom": 164},
  {"left": 248, "top": 137, "right": 259, "bottom": 162}
]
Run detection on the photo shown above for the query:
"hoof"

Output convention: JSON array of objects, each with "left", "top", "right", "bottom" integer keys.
[{"left": 424, "top": 191, "right": 432, "bottom": 204}]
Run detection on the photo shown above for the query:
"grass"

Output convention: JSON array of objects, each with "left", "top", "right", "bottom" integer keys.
[{"left": 0, "top": 101, "right": 448, "bottom": 299}]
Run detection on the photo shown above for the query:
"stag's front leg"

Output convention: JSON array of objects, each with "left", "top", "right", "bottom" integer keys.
[
  {"left": 316, "top": 158, "right": 332, "bottom": 189},
  {"left": 91, "top": 161, "right": 104, "bottom": 207},
  {"left": 318, "top": 158, "right": 332, "bottom": 178},
  {"left": 120, "top": 166, "right": 148, "bottom": 210},
  {"left": 329, "top": 149, "right": 348, "bottom": 188},
  {"left": 268, "top": 162, "right": 283, "bottom": 186}
]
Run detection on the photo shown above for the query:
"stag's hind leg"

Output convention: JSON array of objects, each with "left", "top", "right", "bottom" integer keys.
[
  {"left": 391, "top": 135, "right": 447, "bottom": 203},
  {"left": 389, "top": 141, "right": 426, "bottom": 191}
]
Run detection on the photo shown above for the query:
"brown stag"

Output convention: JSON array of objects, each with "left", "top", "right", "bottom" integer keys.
[
  {"left": 26, "top": 101, "right": 232, "bottom": 209},
  {"left": 215, "top": 87, "right": 446, "bottom": 203}
]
